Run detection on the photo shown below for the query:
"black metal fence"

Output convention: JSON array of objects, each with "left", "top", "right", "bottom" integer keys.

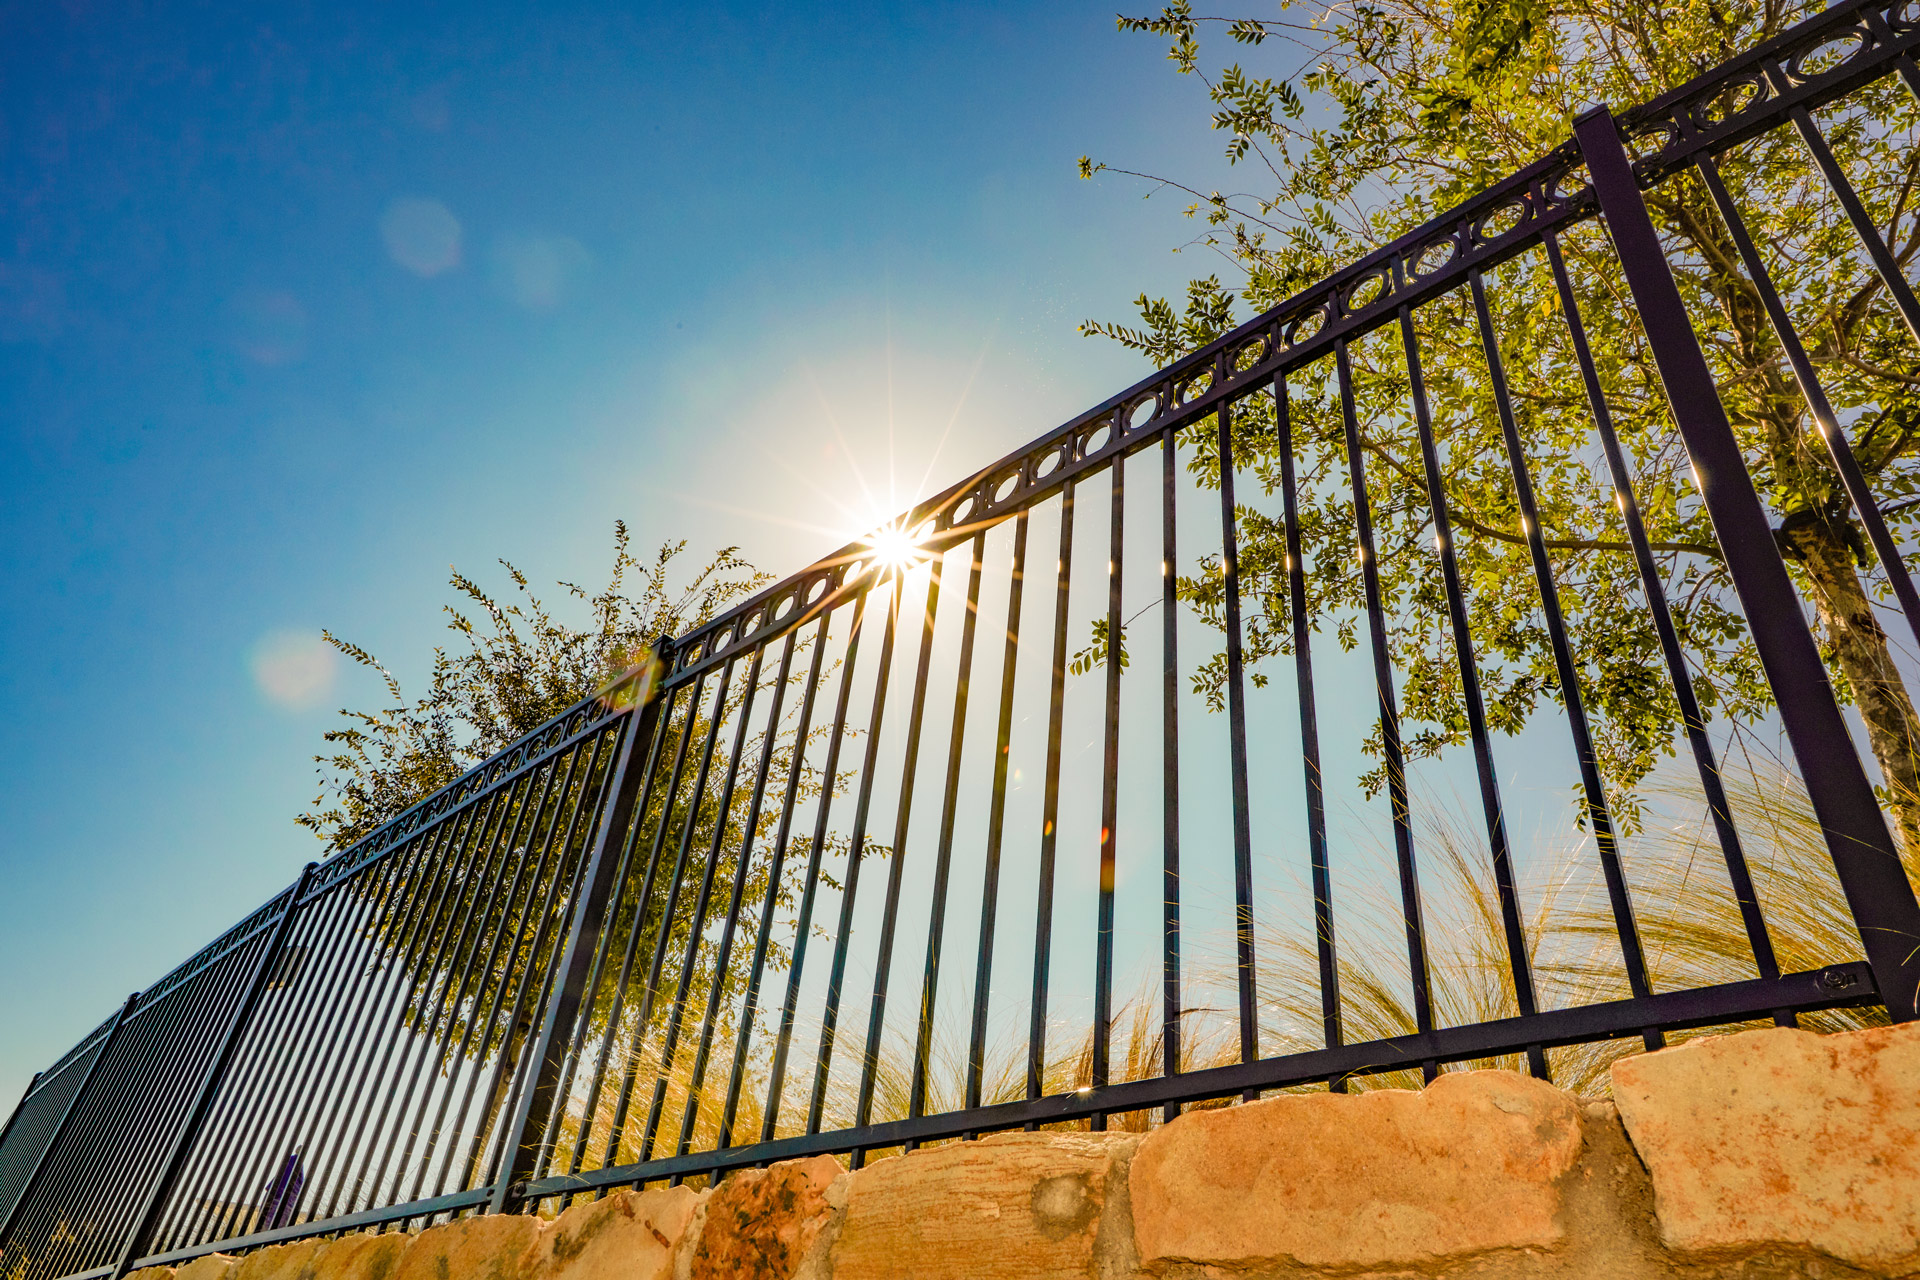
[{"left": 7, "top": 2, "right": 1920, "bottom": 1274}]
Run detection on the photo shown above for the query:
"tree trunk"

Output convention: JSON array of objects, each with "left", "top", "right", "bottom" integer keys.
[
  {"left": 1779, "top": 511, "right": 1920, "bottom": 856},
  {"left": 1669, "top": 186, "right": 1920, "bottom": 857}
]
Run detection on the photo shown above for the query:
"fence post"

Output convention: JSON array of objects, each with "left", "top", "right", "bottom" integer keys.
[
  {"left": 1575, "top": 104, "right": 1920, "bottom": 1021},
  {"left": 489, "top": 643, "right": 671, "bottom": 1213},
  {"left": 111, "top": 862, "right": 321, "bottom": 1278},
  {"left": 0, "top": 995, "right": 138, "bottom": 1251}
]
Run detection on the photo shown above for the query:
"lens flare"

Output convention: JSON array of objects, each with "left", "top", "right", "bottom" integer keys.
[
  {"left": 250, "top": 631, "right": 338, "bottom": 712},
  {"left": 863, "top": 522, "right": 926, "bottom": 577}
]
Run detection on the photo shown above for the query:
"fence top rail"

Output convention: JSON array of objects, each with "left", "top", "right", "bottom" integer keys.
[
  {"left": 16, "top": 1015, "right": 115, "bottom": 1103},
  {"left": 1619, "top": 0, "right": 1916, "bottom": 178},
  {"left": 305, "top": 657, "right": 657, "bottom": 883},
  {"left": 120, "top": 889, "right": 292, "bottom": 1028}
]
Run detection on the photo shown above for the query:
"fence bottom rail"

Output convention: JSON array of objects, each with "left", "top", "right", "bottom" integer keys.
[{"left": 70, "top": 960, "right": 1870, "bottom": 1280}]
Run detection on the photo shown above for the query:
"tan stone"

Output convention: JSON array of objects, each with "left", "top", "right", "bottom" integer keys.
[
  {"left": 390, "top": 1212, "right": 541, "bottom": 1280},
  {"left": 227, "top": 1237, "right": 327, "bottom": 1280},
  {"left": 527, "top": 1187, "right": 700, "bottom": 1280},
  {"left": 175, "top": 1254, "right": 239, "bottom": 1280},
  {"left": 124, "top": 1267, "right": 176, "bottom": 1280},
  {"left": 687, "top": 1156, "right": 842, "bottom": 1280},
  {"left": 307, "top": 1232, "right": 407, "bottom": 1280},
  {"left": 1130, "top": 1070, "right": 1584, "bottom": 1270},
  {"left": 831, "top": 1132, "right": 1133, "bottom": 1280},
  {"left": 1611, "top": 1022, "right": 1920, "bottom": 1273}
]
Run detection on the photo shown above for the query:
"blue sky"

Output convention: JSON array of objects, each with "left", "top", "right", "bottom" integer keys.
[{"left": 0, "top": 0, "right": 1273, "bottom": 1103}]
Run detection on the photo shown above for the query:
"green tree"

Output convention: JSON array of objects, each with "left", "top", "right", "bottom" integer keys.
[
  {"left": 1082, "top": 0, "right": 1920, "bottom": 848},
  {"left": 300, "top": 523, "right": 766, "bottom": 850},
  {"left": 299, "top": 527, "right": 865, "bottom": 1182}
]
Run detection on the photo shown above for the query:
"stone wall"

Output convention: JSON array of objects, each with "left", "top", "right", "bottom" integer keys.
[{"left": 129, "top": 1023, "right": 1920, "bottom": 1280}]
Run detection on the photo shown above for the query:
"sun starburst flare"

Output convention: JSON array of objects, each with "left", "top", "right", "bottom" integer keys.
[{"left": 863, "top": 520, "right": 930, "bottom": 577}]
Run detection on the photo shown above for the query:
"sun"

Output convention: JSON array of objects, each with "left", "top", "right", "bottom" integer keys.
[{"left": 863, "top": 521, "right": 926, "bottom": 577}]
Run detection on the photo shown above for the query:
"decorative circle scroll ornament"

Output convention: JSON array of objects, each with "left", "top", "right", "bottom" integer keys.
[
  {"left": 1285, "top": 306, "right": 1327, "bottom": 345},
  {"left": 1692, "top": 75, "right": 1768, "bottom": 128},
  {"left": 1546, "top": 161, "right": 1591, "bottom": 206},
  {"left": 1625, "top": 120, "right": 1679, "bottom": 163},
  {"left": 1787, "top": 28, "right": 1870, "bottom": 81},
  {"left": 1473, "top": 199, "right": 1527, "bottom": 245},
  {"left": 1411, "top": 235, "right": 1458, "bottom": 276},
  {"left": 1343, "top": 269, "right": 1390, "bottom": 313}
]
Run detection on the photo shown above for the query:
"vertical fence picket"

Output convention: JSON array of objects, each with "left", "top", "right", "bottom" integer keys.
[
  {"left": 1472, "top": 265, "right": 1651, "bottom": 1061},
  {"left": 1213, "top": 393, "right": 1260, "bottom": 1079},
  {"left": 966, "top": 514, "right": 1028, "bottom": 1118},
  {"left": 1159, "top": 426, "right": 1183, "bottom": 1119},
  {"left": 762, "top": 593, "right": 868, "bottom": 1142},
  {"left": 1539, "top": 229, "right": 1784, "bottom": 995},
  {"left": 1274, "top": 374, "right": 1343, "bottom": 1076},
  {"left": 910, "top": 535, "right": 985, "bottom": 1130},
  {"left": 1028, "top": 482, "right": 1075, "bottom": 1113},
  {"left": 1337, "top": 340, "right": 1435, "bottom": 1065}
]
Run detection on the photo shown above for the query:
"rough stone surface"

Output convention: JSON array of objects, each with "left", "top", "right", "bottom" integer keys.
[
  {"left": 389, "top": 1212, "right": 542, "bottom": 1280},
  {"left": 174, "top": 1254, "right": 239, "bottom": 1280},
  {"left": 832, "top": 1132, "right": 1135, "bottom": 1280},
  {"left": 115, "top": 1028, "right": 1920, "bottom": 1280},
  {"left": 1130, "top": 1070, "right": 1583, "bottom": 1271},
  {"left": 307, "top": 1233, "right": 408, "bottom": 1280},
  {"left": 526, "top": 1187, "right": 700, "bottom": 1280},
  {"left": 1612, "top": 1022, "right": 1920, "bottom": 1274},
  {"left": 226, "top": 1237, "right": 327, "bottom": 1280},
  {"left": 686, "top": 1156, "right": 841, "bottom": 1280},
  {"left": 124, "top": 1267, "right": 176, "bottom": 1280}
]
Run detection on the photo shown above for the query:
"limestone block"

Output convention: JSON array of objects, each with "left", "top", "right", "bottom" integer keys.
[
  {"left": 1131, "top": 1071, "right": 1583, "bottom": 1270},
  {"left": 307, "top": 1232, "right": 408, "bottom": 1280},
  {"left": 1611, "top": 1022, "right": 1920, "bottom": 1273},
  {"left": 687, "top": 1156, "right": 841, "bottom": 1280},
  {"left": 832, "top": 1132, "right": 1133, "bottom": 1280},
  {"left": 227, "top": 1237, "right": 326, "bottom": 1280},
  {"left": 124, "top": 1267, "right": 175, "bottom": 1280},
  {"left": 175, "top": 1254, "right": 238, "bottom": 1280},
  {"left": 390, "top": 1212, "right": 542, "bottom": 1280},
  {"left": 527, "top": 1187, "right": 700, "bottom": 1280}
]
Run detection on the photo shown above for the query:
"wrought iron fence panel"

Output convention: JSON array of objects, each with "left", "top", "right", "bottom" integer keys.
[
  {"left": 0, "top": 906, "right": 281, "bottom": 1280},
  {"left": 127, "top": 701, "right": 641, "bottom": 1271}
]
